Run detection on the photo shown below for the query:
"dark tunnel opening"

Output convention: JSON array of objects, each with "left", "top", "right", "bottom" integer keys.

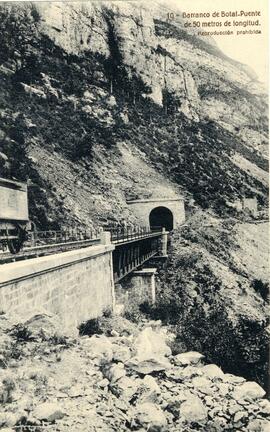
[{"left": 149, "top": 206, "right": 173, "bottom": 231}]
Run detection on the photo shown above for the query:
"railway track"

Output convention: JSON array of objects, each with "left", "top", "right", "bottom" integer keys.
[{"left": 0, "top": 238, "right": 100, "bottom": 264}]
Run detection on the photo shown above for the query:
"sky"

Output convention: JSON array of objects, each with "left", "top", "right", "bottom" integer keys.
[{"left": 167, "top": 0, "right": 269, "bottom": 84}]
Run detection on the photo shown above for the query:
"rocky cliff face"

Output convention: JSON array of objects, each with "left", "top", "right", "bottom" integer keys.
[{"left": 36, "top": 1, "right": 269, "bottom": 148}]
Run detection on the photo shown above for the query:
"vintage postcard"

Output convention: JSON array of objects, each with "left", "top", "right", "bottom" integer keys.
[{"left": 0, "top": 1, "right": 269, "bottom": 431}]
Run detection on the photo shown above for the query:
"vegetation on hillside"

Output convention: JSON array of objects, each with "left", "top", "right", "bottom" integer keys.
[{"left": 141, "top": 215, "right": 269, "bottom": 390}]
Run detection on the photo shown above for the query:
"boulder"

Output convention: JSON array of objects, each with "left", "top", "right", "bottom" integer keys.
[
  {"left": 165, "top": 366, "right": 202, "bottom": 382},
  {"left": 139, "top": 327, "right": 170, "bottom": 356},
  {"left": 201, "top": 364, "right": 224, "bottom": 380},
  {"left": 247, "top": 419, "right": 270, "bottom": 432},
  {"left": 204, "top": 396, "right": 214, "bottom": 407},
  {"left": 68, "top": 385, "right": 84, "bottom": 398},
  {"left": 180, "top": 395, "right": 208, "bottom": 423},
  {"left": 110, "top": 330, "right": 120, "bottom": 337},
  {"left": 97, "top": 378, "right": 109, "bottom": 388},
  {"left": 127, "top": 357, "right": 171, "bottom": 375},
  {"left": 137, "top": 375, "right": 161, "bottom": 403},
  {"left": 223, "top": 373, "right": 246, "bottom": 384},
  {"left": 112, "top": 345, "right": 131, "bottom": 363},
  {"left": 106, "top": 95, "right": 117, "bottom": 107},
  {"left": 82, "top": 90, "right": 94, "bottom": 101},
  {"left": 234, "top": 410, "right": 248, "bottom": 423},
  {"left": 191, "top": 376, "right": 215, "bottom": 395},
  {"left": 208, "top": 406, "right": 222, "bottom": 419},
  {"left": 165, "top": 390, "right": 192, "bottom": 417},
  {"left": 217, "top": 382, "right": 231, "bottom": 396},
  {"left": 232, "top": 381, "right": 266, "bottom": 400},
  {"left": 133, "top": 402, "right": 168, "bottom": 431},
  {"left": 110, "top": 376, "right": 139, "bottom": 401},
  {"left": 258, "top": 399, "right": 270, "bottom": 415},
  {"left": 173, "top": 352, "right": 204, "bottom": 367},
  {"left": 132, "top": 327, "right": 171, "bottom": 360},
  {"left": 22, "top": 313, "right": 62, "bottom": 340},
  {"left": 21, "top": 83, "right": 46, "bottom": 99},
  {"left": 143, "top": 376, "right": 161, "bottom": 394},
  {"left": 103, "top": 363, "right": 126, "bottom": 383},
  {"left": 33, "top": 402, "right": 66, "bottom": 422},
  {"left": 84, "top": 335, "right": 113, "bottom": 365},
  {"left": 210, "top": 417, "right": 229, "bottom": 430},
  {"left": 119, "top": 112, "right": 129, "bottom": 124},
  {"left": 228, "top": 402, "right": 242, "bottom": 415}
]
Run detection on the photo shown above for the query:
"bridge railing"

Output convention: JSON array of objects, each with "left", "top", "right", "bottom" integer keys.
[
  {"left": 5, "top": 222, "right": 165, "bottom": 254},
  {"left": 109, "top": 226, "right": 162, "bottom": 243},
  {"left": 25, "top": 228, "right": 101, "bottom": 248}
]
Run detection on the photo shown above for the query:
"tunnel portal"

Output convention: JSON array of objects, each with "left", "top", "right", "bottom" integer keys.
[
  {"left": 149, "top": 206, "right": 173, "bottom": 231},
  {"left": 126, "top": 197, "right": 185, "bottom": 230}
]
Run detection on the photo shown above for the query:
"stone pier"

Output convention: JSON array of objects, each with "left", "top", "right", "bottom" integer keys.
[
  {"left": 115, "top": 268, "right": 157, "bottom": 312},
  {"left": 130, "top": 268, "right": 157, "bottom": 304}
]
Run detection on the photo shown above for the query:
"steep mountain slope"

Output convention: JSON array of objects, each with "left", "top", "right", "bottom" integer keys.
[{"left": 0, "top": 1, "right": 268, "bottom": 229}]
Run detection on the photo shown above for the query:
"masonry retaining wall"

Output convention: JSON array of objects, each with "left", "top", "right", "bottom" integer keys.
[
  {"left": 127, "top": 198, "right": 185, "bottom": 229},
  {"left": 0, "top": 244, "right": 115, "bottom": 332}
]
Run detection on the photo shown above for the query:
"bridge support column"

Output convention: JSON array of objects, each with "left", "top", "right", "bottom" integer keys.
[
  {"left": 160, "top": 228, "right": 169, "bottom": 257},
  {"left": 100, "top": 231, "right": 111, "bottom": 245},
  {"left": 128, "top": 268, "right": 157, "bottom": 305}
]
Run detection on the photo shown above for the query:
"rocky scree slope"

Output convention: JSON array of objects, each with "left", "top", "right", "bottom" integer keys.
[
  {"left": 0, "top": 1, "right": 268, "bottom": 229},
  {"left": 0, "top": 312, "right": 270, "bottom": 432}
]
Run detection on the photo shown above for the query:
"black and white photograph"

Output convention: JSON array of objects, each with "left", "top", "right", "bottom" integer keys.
[{"left": 0, "top": 0, "right": 269, "bottom": 430}]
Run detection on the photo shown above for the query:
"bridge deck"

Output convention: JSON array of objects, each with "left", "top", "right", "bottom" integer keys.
[
  {"left": 0, "top": 229, "right": 165, "bottom": 281},
  {"left": 112, "top": 231, "right": 162, "bottom": 282},
  {"left": 112, "top": 230, "right": 162, "bottom": 245},
  {"left": 0, "top": 238, "right": 100, "bottom": 264}
]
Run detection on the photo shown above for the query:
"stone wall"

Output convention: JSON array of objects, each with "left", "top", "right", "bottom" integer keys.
[{"left": 0, "top": 244, "right": 115, "bottom": 332}]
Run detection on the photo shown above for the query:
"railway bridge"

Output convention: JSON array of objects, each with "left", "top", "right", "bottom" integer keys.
[{"left": 0, "top": 227, "right": 169, "bottom": 332}]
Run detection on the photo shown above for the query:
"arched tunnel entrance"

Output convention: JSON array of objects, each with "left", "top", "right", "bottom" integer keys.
[{"left": 149, "top": 206, "right": 174, "bottom": 231}]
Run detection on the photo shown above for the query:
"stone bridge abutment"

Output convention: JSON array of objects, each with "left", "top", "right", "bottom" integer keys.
[{"left": 0, "top": 237, "right": 115, "bottom": 333}]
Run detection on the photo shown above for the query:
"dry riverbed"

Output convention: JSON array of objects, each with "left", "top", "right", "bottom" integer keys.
[{"left": 0, "top": 312, "right": 269, "bottom": 431}]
